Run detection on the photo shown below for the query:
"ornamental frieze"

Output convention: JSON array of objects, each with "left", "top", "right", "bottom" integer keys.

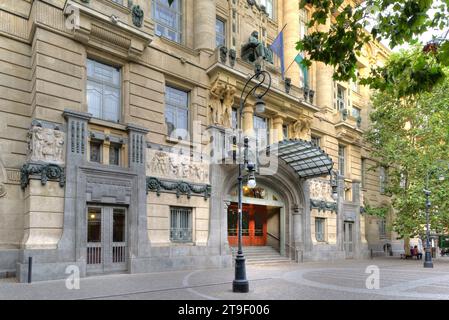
[
  {"left": 310, "top": 199, "right": 337, "bottom": 213},
  {"left": 27, "top": 121, "right": 65, "bottom": 165},
  {"left": 308, "top": 178, "right": 334, "bottom": 203},
  {"left": 147, "top": 149, "right": 209, "bottom": 184},
  {"left": 20, "top": 163, "right": 65, "bottom": 190},
  {"left": 146, "top": 177, "right": 211, "bottom": 200}
]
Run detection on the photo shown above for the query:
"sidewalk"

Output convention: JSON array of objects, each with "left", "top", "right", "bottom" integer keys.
[{"left": 1, "top": 257, "right": 449, "bottom": 300}]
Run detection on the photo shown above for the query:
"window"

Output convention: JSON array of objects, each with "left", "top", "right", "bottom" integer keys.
[
  {"left": 87, "top": 59, "right": 121, "bottom": 123},
  {"left": 259, "top": 0, "right": 274, "bottom": 19},
  {"left": 282, "top": 125, "right": 288, "bottom": 140},
  {"left": 90, "top": 141, "right": 102, "bottom": 163},
  {"left": 152, "top": 0, "right": 182, "bottom": 43},
  {"left": 216, "top": 18, "right": 226, "bottom": 47},
  {"left": 232, "top": 108, "right": 238, "bottom": 129},
  {"left": 165, "top": 86, "right": 189, "bottom": 140},
  {"left": 311, "top": 135, "right": 320, "bottom": 147},
  {"left": 253, "top": 115, "right": 269, "bottom": 146},
  {"left": 380, "top": 166, "right": 388, "bottom": 194},
  {"left": 111, "top": 0, "right": 124, "bottom": 5},
  {"left": 170, "top": 207, "right": 192, "bottom": 242},
  {"left": 338, "top": 145, "right": 346, "bottom": 176},
  {"left": 352, "top": 106, "right": 361, "bottom": 119},
  {"left": 336, "top": 85, "right": 346, "bottom": 111},
  {"left": 315, "top": 218, "right": 325, "bottom": 242},
  {"left": 109, "top": 143, "right": 121, "bottom": 166},
  {"left": 299, "top": 8, "right": 309, "bottom": 40},
  {"left": 361, "top": 158, "right": 367, "bottom": 189},
  {"left": 351, "top": 70, "right": 360, "bottom": 92}
]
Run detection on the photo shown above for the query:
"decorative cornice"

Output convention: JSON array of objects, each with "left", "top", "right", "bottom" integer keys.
[
  {"left": 20, "top": 163, "right": 65, "bottom": 190},
  {"left": 310, "top": 199, "right": 337, "bottom": 213},
  {"left": 146, "top": 177, "right": 211, "bottom": 200}
]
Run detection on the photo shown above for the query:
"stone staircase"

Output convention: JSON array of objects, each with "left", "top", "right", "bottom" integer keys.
[{"left": 231, "top": 246, "right": 292, "bottom": 265}]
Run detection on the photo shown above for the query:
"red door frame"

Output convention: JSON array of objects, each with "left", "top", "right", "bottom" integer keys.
[{"left": 227, "top": 203, "right": 267, "bottom": 246}]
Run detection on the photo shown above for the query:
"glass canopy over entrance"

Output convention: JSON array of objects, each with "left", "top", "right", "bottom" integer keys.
[{"left": 269, "top": 139, "right": 334, "bottom": 179}]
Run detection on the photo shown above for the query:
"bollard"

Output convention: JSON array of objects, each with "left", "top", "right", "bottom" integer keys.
[
  {"left": 28, "top": 256, "right": 32, "bottom": 283},
  {"left": 370, "top": 249, "right": 373, "bottom": 259}
]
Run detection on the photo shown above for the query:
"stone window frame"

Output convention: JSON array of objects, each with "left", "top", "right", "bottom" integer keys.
[
  {"left": 216, "top": 16, "right": 226, "bottom": 48},
  {"left": 86, "top": 58, "right": 123, "bottom": 124},
  {"left": 336, "top": 84, "right": 346, "bottom": 111},
  {"left": 152, "top": 0, "right": 183, "bottom": 44},
  {"left": 338, "top": 144, "right": 346, "bottom": 177},
  {"left": 164, "top": 84, "right": 190, "bottom": 142}
]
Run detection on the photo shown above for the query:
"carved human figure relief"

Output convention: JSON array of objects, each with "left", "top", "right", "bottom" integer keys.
[
  {"left": 292, "top": 117, "right": 311, "bottom": 140},
  {"left": 309, "top": 178, "right": 333, "bottom": 202},
  {"left": 222, "top": 84, "right": 236, "bottom": 128},
  {"left": 28, "top": 124, "right": 65, "bottom": 165},
  {"left": 146, "top": 149, "right": 209, "bottom": 184},
  {"left": 209, "top": 77, "right": 226, "bottom": 126}
]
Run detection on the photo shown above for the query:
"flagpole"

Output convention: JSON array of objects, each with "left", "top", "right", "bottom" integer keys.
[{"left": 284, "top": 56, "right": 297, "bottom": 74}]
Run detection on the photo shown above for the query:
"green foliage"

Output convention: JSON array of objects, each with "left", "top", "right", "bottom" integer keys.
[
  {"left": 297, "top": 0, "right": 449, "bottom": 96},
  {"left": 364, "top": 204, "right": 389, "bottom": 218},
  {"left": 366, "top": 50, "right": 449, "bottom": 237}
]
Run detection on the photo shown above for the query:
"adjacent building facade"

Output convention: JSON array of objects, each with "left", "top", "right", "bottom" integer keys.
[{"left": 0, "top": 0, "right": 394, "bottom": 282}]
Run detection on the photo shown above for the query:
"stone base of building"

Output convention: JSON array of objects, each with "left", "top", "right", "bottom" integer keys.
[
  {"left": 13, "top": 246, "right": 233, "bottom": 283},
  {"left": 0, "top": 249, "right": 19, "bottom": 278}
]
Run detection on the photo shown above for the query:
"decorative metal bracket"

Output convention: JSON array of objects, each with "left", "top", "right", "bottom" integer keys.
[
  {"left": 20, "top": 163, "right": 65, "bottom": 190},
  {"left": 310, "top": 199, "right": 337, "bottom": 213},
  {"left": 146, "top": 177, "right": 211, "bottom": 200}
]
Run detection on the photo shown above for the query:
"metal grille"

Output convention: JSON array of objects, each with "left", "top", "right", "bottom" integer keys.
[
  {"left": 112, "top": 243, "right": 126, "bottom": 263},
  {"left": 170, "top": 207, "right": 192, "bottom": 242},
  {"left": 87, "top": 243, "right": 102, "bottom": 265}
]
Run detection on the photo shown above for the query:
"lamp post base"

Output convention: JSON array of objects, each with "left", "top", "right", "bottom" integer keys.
[
  {"left": 424, "top": 251, "right": 433, "bottom": 268},
  {"left": 233, "top": 254, "right": 249, "bottom": 293}
]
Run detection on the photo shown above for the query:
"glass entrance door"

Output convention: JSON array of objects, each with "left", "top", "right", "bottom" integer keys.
[
  {"left": 87, "top": 206, "right": 127, "bottom": 274},
  {"left": 227, "top": 203, "right": 267, "bottom": 246},
  {"left": 343, "top": 221, "right": 354, "bottom": 259}
]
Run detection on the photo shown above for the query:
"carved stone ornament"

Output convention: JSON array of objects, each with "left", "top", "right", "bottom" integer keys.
[
  {"left": 308, "top": 178, "right": 334, "bottom": 203},
  {"left": 27, "top": 122, "right": 65, "bottom": 165},
  {"left": 132, "top": 5, "right": 144, "bottom": 28},
  {"left": 208, "top": 76, "right": 236, "bottom": 128},
  {"left": 310, "top": 199, "right": 337, "bottom": 213},
  {"left": 229, "top": 48, "right": 237, "bottom": 67},
  {"left": 146, "top": 177, "right": 211, "bottom": 200},
  {"left": 0, "top": 159, "right": 6, "bottom": 198},
  {"left": 292, "top": 116, "right": 312, "bottom": 140},
  {"left": 147, "top": 149, "right": 210, "bottom": 184},
  {"left": 20, "top": 163, "right": 65, "bottom": 190},
  {"left": 220, "top": 46, "right": 228, "bottom": 64}
]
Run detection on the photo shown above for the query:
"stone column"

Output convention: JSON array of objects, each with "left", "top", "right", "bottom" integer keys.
[
  {"left": 315, "top": 19, "right": 334, "bottom": 110},
  {"left": 126, "top": 124, "right": 151, "bottom": 269},
  {"left": 194, "top": 0, "right": 216, "bottom": 52},
  {"left": 272, "top": 116, "right": 284, "bottom": 143},
  {"left": 283, "top": 0, "right": 300, "bottom": 83},
  {"left": 242, "top": 102, "right": 254, "bottom": 135}
]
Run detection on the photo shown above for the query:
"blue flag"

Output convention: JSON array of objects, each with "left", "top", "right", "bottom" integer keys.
[
  {"left": 294, "top": 53, "right": 309, "bottom": 88},
  {"left": 270, "top": 29, "right": 285, "bottom": 79}
]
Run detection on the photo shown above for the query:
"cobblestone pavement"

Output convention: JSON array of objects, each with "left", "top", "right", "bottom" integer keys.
[{"left": 1, "top": 257, "right": 449, "bottom": 300}]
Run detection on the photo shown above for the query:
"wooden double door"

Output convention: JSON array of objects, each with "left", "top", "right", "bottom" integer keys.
[{"left": 227, "top": 203, "right": 267, "bottom": 246}]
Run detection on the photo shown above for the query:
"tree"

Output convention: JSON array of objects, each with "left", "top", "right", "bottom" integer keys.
[
  {"left": 297, "top": 0, "right": 449, "bottom": 96},
  {"left": 365, "top": 48, "right": 449, "bottom": 239}
]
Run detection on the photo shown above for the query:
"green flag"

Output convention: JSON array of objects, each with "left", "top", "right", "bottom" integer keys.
[{"left": 294, "top": 54, "right": 309, "bottom": 88}]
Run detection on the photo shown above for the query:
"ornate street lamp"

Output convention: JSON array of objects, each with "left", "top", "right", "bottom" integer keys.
[
  {"left": 233, "top": 67, "right": 271, "bottom": 293},
  {"left": 423, "top": 161, "right": 449, "bottom": 268}
]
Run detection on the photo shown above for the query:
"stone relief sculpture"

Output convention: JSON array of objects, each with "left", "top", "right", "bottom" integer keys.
[
  {"left": 28, "top": 123, "right": 65, "bottom": 165},
  {"left": 222, "top": 84, "right": 236, "bottom": 128},
  {"left": 208, "top": 76, "right": 236, "bottom": 128},
  {"left": 0, "top": 158, "right": 7, "bottom": 198},
  {"left": 292, "top": 116, "right": 311, "bottom": 140},
  {"left": 147, "top": 149, "right": 209, "bottom": 184},
  {"left": 309, "top": 178, "right": 334, "bottom": 203},
  {"left": 209, "top": 77, "right": 226, "bottom": 126}
]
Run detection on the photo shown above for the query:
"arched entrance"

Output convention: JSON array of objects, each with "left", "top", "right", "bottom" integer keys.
[{"left": 226, "top": 184, "right": 285, "bottom": 251}]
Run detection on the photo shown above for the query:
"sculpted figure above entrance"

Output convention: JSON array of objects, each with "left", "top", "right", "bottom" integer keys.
[{"left": 209, "top": 75, "right": 236, "bottom": 128}]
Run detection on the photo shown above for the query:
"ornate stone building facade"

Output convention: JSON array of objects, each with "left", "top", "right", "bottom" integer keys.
[{"left": 0, "top": 0, "right": 393, "bottom": 282}]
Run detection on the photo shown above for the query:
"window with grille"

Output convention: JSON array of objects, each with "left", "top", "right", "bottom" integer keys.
[
  {"left": 338, "top": 145, "right": 346, "bottom": 176},
  {"left": 170, "top": 207, "right": 192, "bottom": 242},
  {"left": 90, "top": 141, "right": 102, "bottom": 163},
  {"left": 379, "top": 218, "right": 387, "bottom": 239},
  {"left": 311, "top": 135, "right": 320, "bottom": 147},
  {"left": 165, "top": 86, "right": 189, "bottom": 140},
  {"left": 216, "top": 18, "right": 226, "bottom": 47},
  {"left": 152, "top": 0, "right": 182, "bottom": 43},
  {"left": 315, "top": 218, "right": 325, "bottom": 242},
  {"left": 87, "top": 59, "right": 121, "bottom": 123},
  {"left": 109, "top": 143, "right": 121, "bottom": 166}
]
